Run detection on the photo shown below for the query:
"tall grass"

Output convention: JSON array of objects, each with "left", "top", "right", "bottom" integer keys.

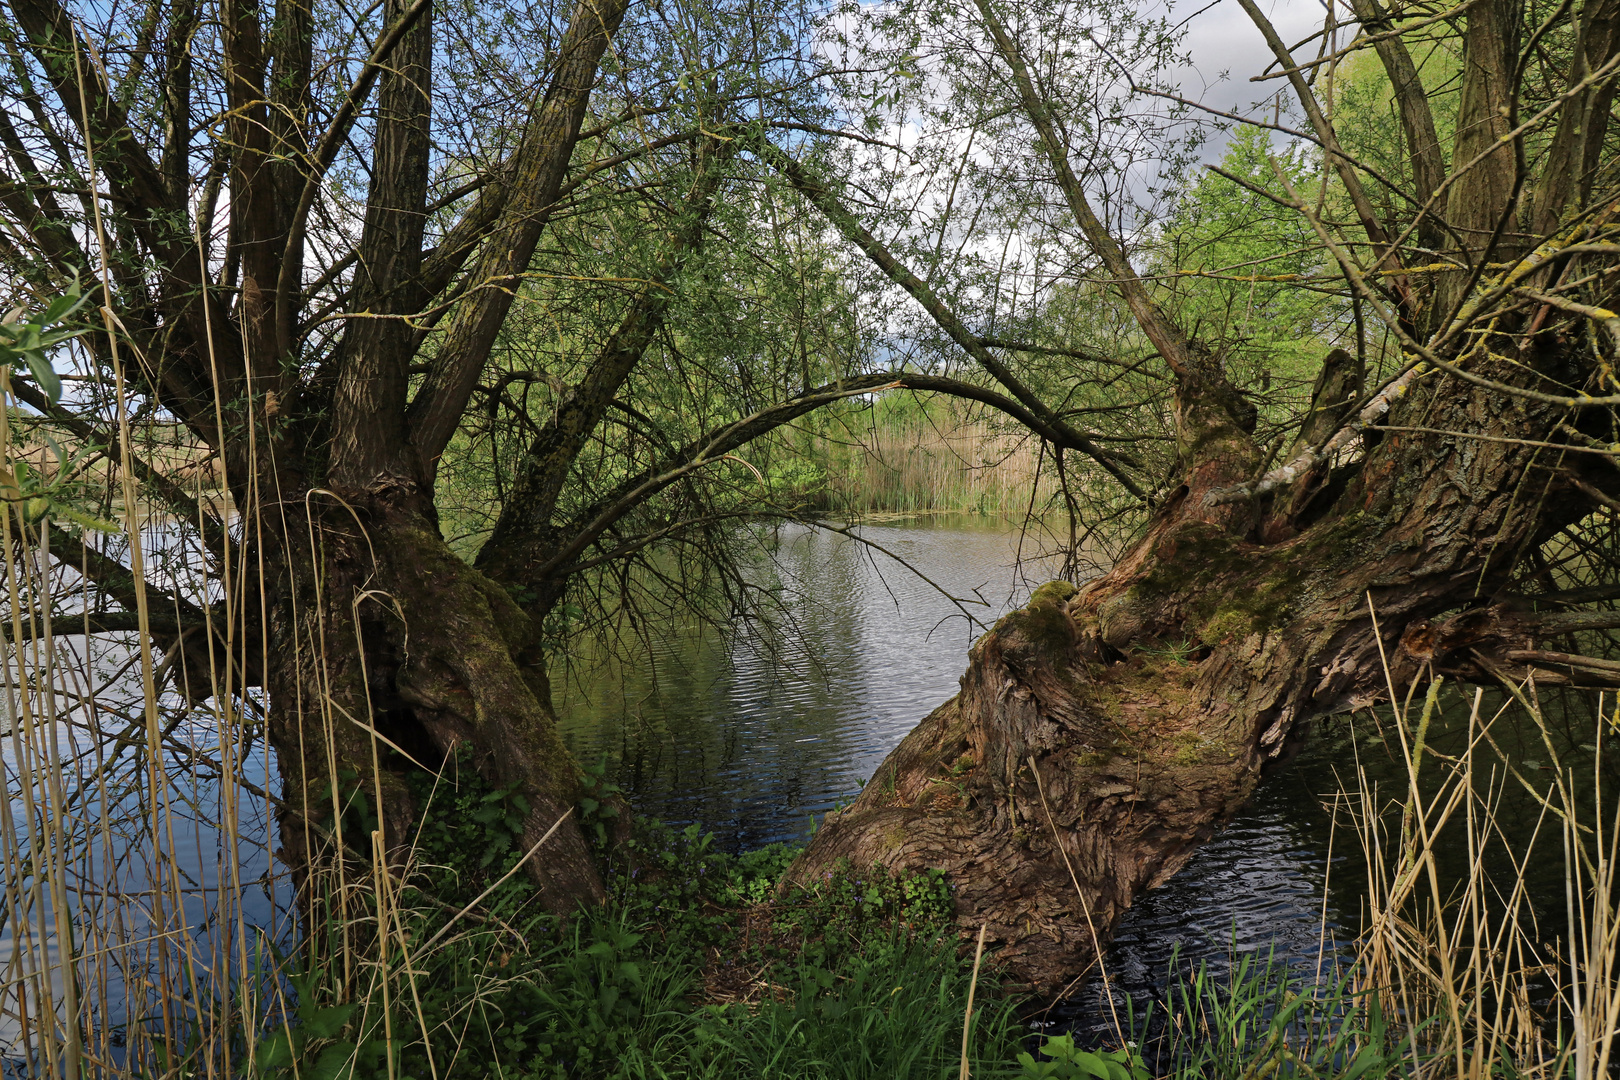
[
  {"left": 1109, "top": 676, "right": 1620, "bottom": 1080},
  {"left": 1, "top": 354, "right": 284, "bottom": 1076},
  {"left": 1342, "top": 678, "right": 1620, "bottom": 1079}
]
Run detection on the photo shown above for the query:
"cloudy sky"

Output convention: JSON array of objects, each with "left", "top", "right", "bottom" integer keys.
[{"left": 1180, "top": 0, "right": 1330, "bottom": 107}]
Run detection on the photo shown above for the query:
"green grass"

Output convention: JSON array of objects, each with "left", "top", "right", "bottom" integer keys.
[{"left": 1126, "top": 948, "right": 1406, "bottom": 1080}]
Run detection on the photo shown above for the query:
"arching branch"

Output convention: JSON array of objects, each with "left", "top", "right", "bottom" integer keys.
[{"left": 755, "top": 139, "right": 1147, "bottom": 499}]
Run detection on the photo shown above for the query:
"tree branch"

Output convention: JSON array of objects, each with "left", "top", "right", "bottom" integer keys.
[
  {"left": 475, "top": 136, "right": 732, "bottom": 559},
  {"left": 1344, "top": 0, "right": 1446, "bottom": 249},
  {"left": 969, "top": 0, "right": 1198, "bottom": 380},
  {"left": 755, "top": 138, "right": 1146, "bottom": 499},
  {"left": 8, "top": 380, "right": 228, "bottom": 555},
  {"left": 404, "top": 0, "right": 630, "bottom": 470},
  {"left": 272, "top": 0, "right": 434, "bottom": 355}
]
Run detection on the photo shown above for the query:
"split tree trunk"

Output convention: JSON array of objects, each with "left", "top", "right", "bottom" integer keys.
[
  {"left": 259, "top": 487, "right": 606, "bottom": 910},
  {"left": 785, "top": 351, "right": 1603, "bottom": 995}
]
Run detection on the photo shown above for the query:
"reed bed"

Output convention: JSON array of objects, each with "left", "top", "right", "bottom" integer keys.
[
  {"left": 1116, "top": 675, "right": 1620, "bottom": 1080},
  {"left": 0, "top": 353, "right": 299, "bottom": 1079},
  {"left": 794, "top": 411, "right": 1070, "bottom": 518},
  {"left": 1341, "top": 678, "right": 1620, "bottom": 1080}
]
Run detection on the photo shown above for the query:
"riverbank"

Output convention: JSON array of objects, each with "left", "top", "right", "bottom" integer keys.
[
  {"left": 230, "top": 783, "right": 1572, "bottom": 1080},
  {"left": 239, "top": 787, "right": 1031, "bottom": 1079},
  {"left": 226, "top": 793, "right": 1386, "bottom": 1080}
]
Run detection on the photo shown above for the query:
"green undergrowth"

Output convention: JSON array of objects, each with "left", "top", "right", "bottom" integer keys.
[
  {"left": 202, "top": 763, "right": 1027, "bottom": 1080},
  {"left": 1125, "top": 948, "right": 1410, "bottom": 1080},
  {"left": 178, "top": 762, "right": 1458, "bottom": 1080}
]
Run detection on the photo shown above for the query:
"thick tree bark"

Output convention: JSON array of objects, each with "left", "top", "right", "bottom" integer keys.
[
  {"left": 251, "top": 0, "right": 631, "bottom": 911},
  {"left": 785, "top": 346, "right": 1601, "bottom": 995},
  {"left": 260, "top": 488, "right": 607, "bottom": 910}
]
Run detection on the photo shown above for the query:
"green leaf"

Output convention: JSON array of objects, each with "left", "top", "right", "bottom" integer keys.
[
  {"left": 1015, "top": 1054, "right": 1058, "bottom": 1080},
  {"left": 1341, "top": 1045, "right": 1386, "bottom": 1080},
  {"left": 303, "top": 1002, "right": 358, "bottom": 1040},
  {"left": 309, "top": 1040, "right": 359, "bottom": 1080},
  {"left": 56, "top": 505, "right": 121, "bottom": 533},
  {"left": 1041, "top": 1035, "right": 1076, "bottom": 1059},
  {"left": 1067, "top": 1048, "right": 1113, "bottom": 1079},
  {"left": 38, "top": 428, "right": 66, "bottom": 463},
  {"left": 256, "top": 1031, "right": 295, "bottom": 1071},
  {"left": 39, "top": 280, "right": 85, "bottom": 325},
  {"left": 23, "top": 350, "right": 61, "bottom": 403}
]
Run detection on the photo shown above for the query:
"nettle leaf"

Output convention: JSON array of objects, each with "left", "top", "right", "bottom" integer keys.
[
  {"left": 303, "top": 1002, "right": 358, "bottom": 1040},
  {"left": 256, "top": 1030, "right": 295, "bottom": 1070},
  {"left": 308, "top": 1040, "right": 359, "bottom": 1080}
]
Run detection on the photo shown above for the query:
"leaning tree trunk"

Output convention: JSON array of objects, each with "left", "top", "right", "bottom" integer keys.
[
  {"left": 785, "top": 351, "right": 1599, "bottom": 995},
  {"left": 256, "top": 483, "right": 605, "bottom": 911}
]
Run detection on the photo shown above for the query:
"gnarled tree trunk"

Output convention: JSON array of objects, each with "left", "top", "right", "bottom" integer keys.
[
  {"left": 786, "top": 348, "right": 1607, "bottom": 994},
  {"left": 258, "top": 487, "right": 607, "bottom": 909},
  {"left": 783, "top": 0, "right": 1620, "bottom": 997}
]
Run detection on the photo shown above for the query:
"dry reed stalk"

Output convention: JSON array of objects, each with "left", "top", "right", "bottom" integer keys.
[
  {"left": 1342, "top": 633, "right": 1620, "bottom": 1080},
  {"left": 958, "top": 922, "right": 987, "bottom": 1080}
]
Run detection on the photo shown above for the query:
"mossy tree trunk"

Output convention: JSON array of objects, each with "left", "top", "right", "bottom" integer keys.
[
  {"left": 786, "top": 343, "right": 1614, "bottom": 994},
  {"left": 258, "top": 486, "right": 607, "bottom": 908},
  {"left": 785, "top": 0, "right": 1620, "bottom": 995}
]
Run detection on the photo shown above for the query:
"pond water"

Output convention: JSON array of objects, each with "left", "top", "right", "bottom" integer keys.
[
  {"left": 554, "top": 517, "right": 1066, "bottom": 849},
  {"left": 554, "top": 516, "right": 1611, "bottom": 1031}
]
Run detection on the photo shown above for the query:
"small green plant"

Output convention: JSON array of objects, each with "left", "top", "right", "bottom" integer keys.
[
  {"left": 1137, "top": 636, "right": 1200, "bottom": 663},
  {"left": 1134, "top": 947, "right": 1407, "bottom": 1080},
  {"left": 578, "top": 754, "right": 624, "bottom": 849},
  {"left": 1016, "top": 1034, "right": 1151, "bottom": 1080},
  {"left": 249, "top": 964, "right": 393, "bottom": 1080},
  {"left": 718, "top": 841, "right": 799, "bottom": 906},
  {"left": 405, "top": 751, "right": 536, "bottom": 909}
]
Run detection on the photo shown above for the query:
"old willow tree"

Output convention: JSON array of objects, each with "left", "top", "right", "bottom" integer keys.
[
  {"left": 774, "top": 0, "right": 1620, "bottom": 991},
  {"left": 0, "top": 0, "right": 1103, "bottom": 906}
]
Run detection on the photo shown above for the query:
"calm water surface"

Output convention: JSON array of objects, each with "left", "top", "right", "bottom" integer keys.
[
  {"left": 554, "top": 518, "right": 1068, "bottom": 847},
  {"left": 555, "top": 516, "right": 1616, "bottom": 1029},
  {"left": 555, "top": 518, "right": 1367, "bottom": 1018}
]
